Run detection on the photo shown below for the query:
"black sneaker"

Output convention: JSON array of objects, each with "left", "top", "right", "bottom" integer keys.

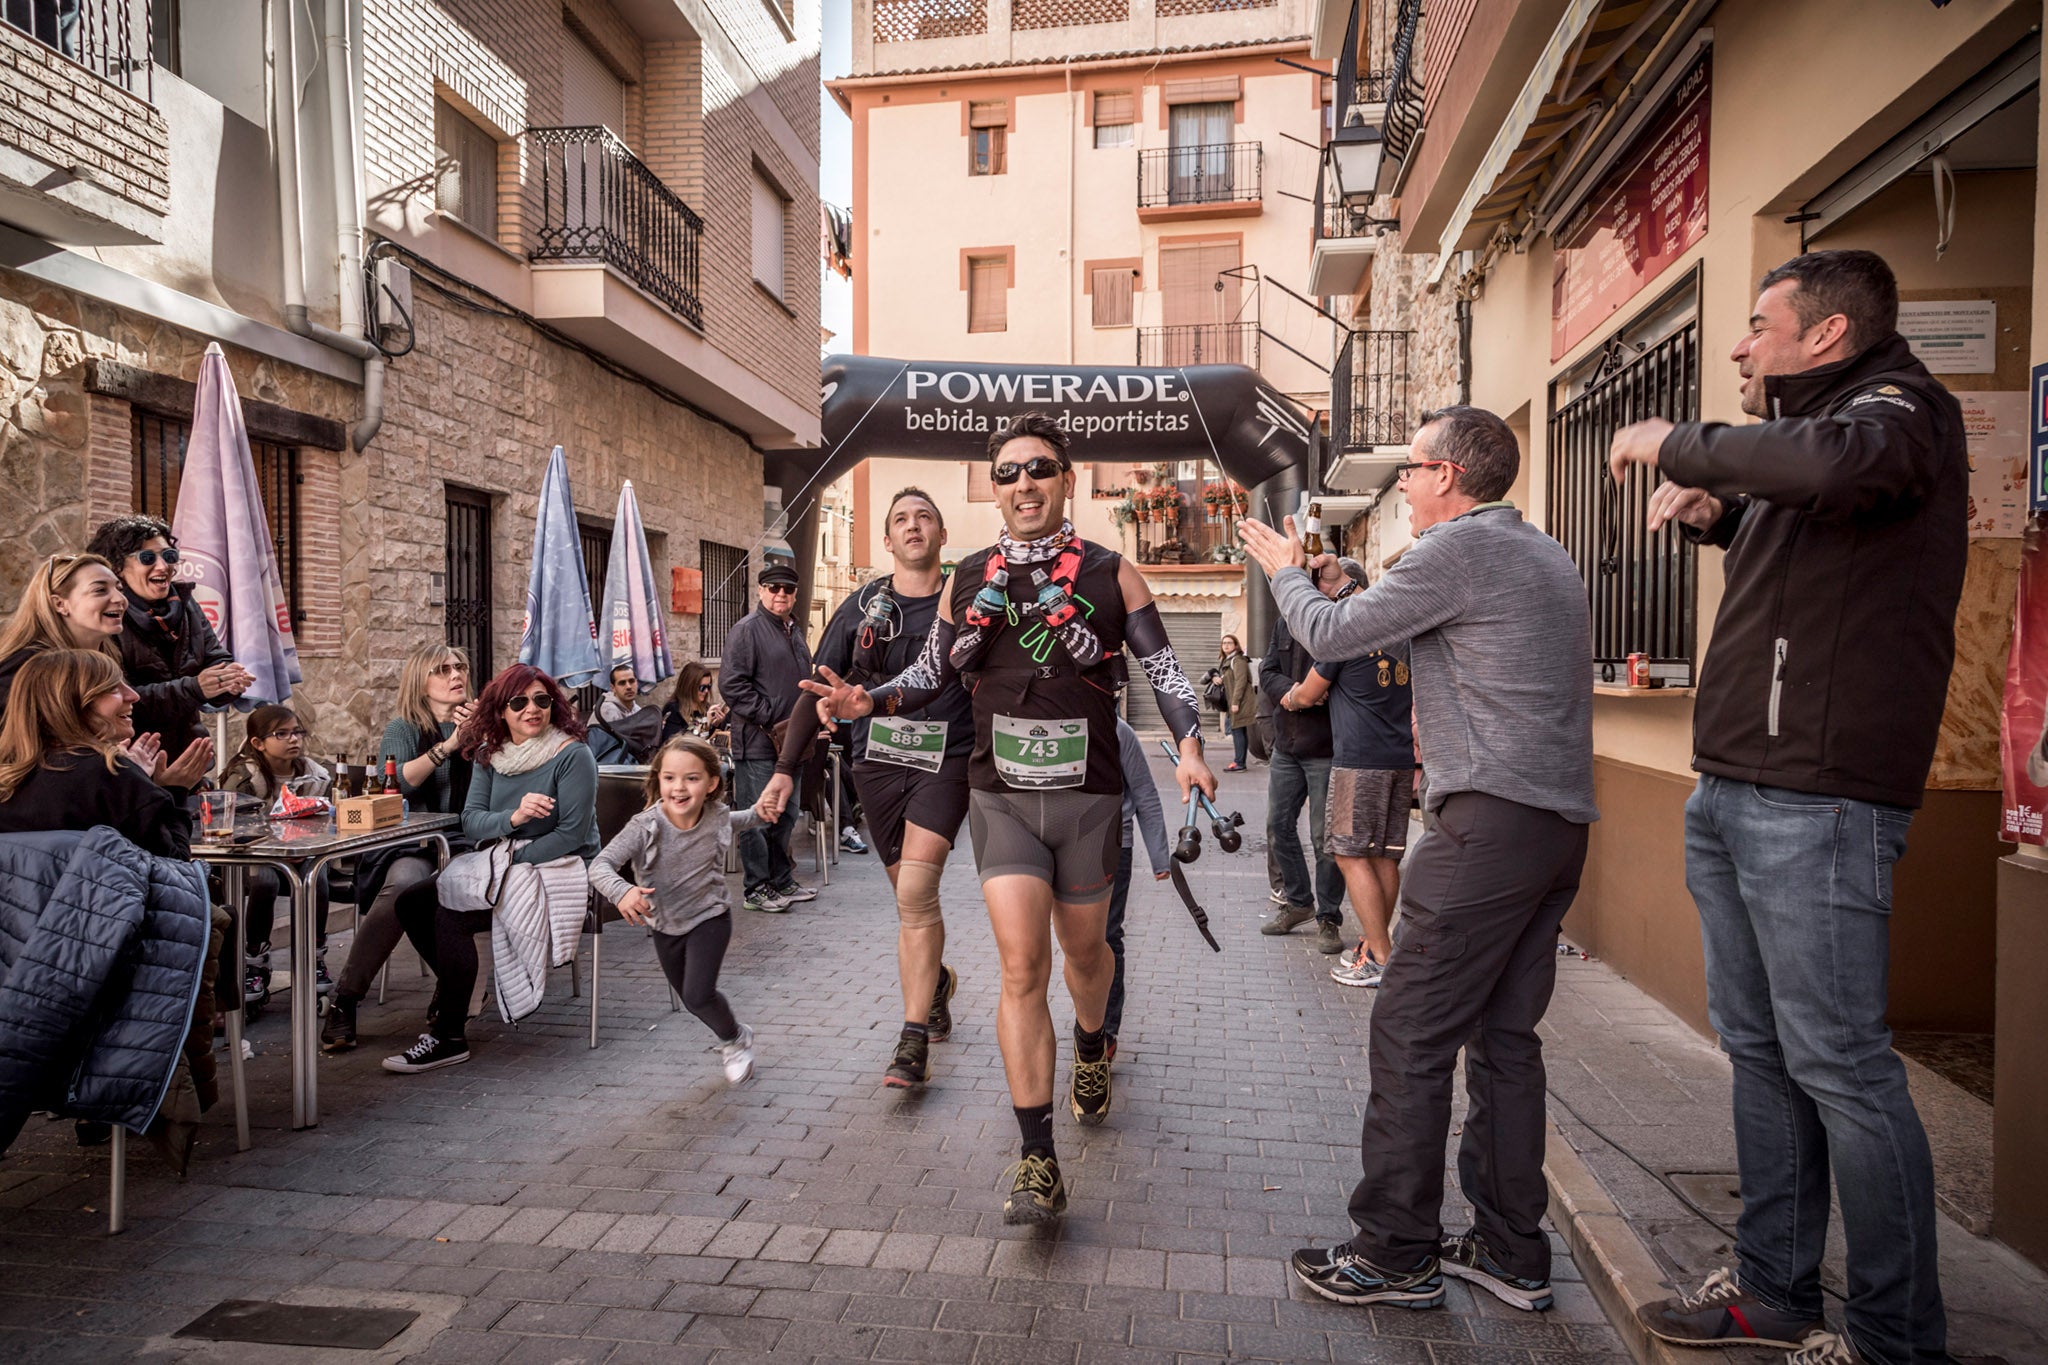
[
  {"left": 1637, "top": 1268, "right": 1825, "bottom": 1349},
  {"left": 1069, "top": 1050, "right": 1112, "bottom": 1126},
  {"left": 1440, "top": 1231, "right": 1553, "bottom": 1311},
  {"left": 1289, "top": 1245, "right": 1444, "bottom": 1308},
  {"left": 884, "top": 1032, "right": 928, "bottom": 1088},
  {"left": 1003, "top": 1153, "right": 1067, "bottom": 1225},
  {"left": 320, "top": 994, "right": 359, "bottom": 1053},
  {"left": 381, "top": 1032, "right": 470, "bottom": 1074},
  {"left": 927, "top": 965, "right": 958, "bottom": 1042}
]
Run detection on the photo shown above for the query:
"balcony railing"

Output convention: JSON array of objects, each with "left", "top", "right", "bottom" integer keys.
[
  {"left": 1381, "top": 0, "right": 1426, "bottom": 170},
  {"left": 1314, "top": 154, "right": 1389, "bottom": 243},
  {"left": 3, "top": 0, "right": 153, "bottom": 100},
  {"left": 1138, "top": 143, "right": 1263, "bottom": 209},
  {"left": 527, "top": 126, "right": 704, "bottom": 330},
  {"left": 1137, "top": 323, "right": 1259, "bottom": 368},
  {"left": 1330, "top": 329, "right": 1412, "bottom": 451}
]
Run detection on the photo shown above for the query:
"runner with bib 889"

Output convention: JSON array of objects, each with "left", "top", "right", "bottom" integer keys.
[{"left": 802, "top": 411, "right": 1217, "bottom": 1225}]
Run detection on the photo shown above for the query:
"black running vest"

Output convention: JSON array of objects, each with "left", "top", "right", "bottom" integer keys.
[{"left": 950, "top": 541, "right": 1129, "bottom": 795}]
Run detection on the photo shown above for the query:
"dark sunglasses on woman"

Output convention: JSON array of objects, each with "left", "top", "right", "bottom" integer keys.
[
  {"left": 991, "top": 456, "right": 1066, "bottom": 485},
  {"left": 506, "top": 693, "right": 553, "bottom": 713},
  {"left": 131, "top": 547, "right": 182, "bottom": 567}
]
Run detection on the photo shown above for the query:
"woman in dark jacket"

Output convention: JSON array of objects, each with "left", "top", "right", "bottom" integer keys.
[
  {"left": 0, "top": 649, "right": 193, "bottom": 858},
  {"left": 85, "top": 515, "right": 253, "bottom": 753}
]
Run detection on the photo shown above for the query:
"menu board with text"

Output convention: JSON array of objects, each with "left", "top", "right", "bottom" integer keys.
[{"left": 1551, "top": 56, "right": 1711, "bottom": 362}]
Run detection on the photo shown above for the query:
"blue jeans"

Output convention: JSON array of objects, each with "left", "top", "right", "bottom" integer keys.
[
  {"left": 1104, "top": 842, "right": 1133, "bottom": 1039},
  {"left": 1685, "top": 775, "right": 1944, "bottom": 1365},
  {"left": 733, "top": 758, "right": 795, "bottom": 894},
  {"left": 1224, "top": 715, "right": 1248, "bottom": 767},
  {"left": 1268, "top": 750, "right": 1344, "bottom": 923}
]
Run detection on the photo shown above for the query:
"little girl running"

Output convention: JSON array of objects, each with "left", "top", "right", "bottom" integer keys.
[{"left": 589, "top": 735, "right": 775, "bottom": 1083}]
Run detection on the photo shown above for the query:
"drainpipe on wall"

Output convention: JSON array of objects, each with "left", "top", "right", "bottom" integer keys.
[{"left": 270, "top": 0, "right": 385, "bottom": 452}]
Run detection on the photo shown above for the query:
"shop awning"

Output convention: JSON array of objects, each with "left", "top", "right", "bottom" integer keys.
[{"left": 1427, "top": 0, "right": 1692, "bottom": 282}]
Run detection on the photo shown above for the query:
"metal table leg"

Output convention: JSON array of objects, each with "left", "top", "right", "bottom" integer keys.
[
  {"left": 222, "top": 864, "right": 251, "bottom": 1152},
  {"left": 280, "top": 865, "right": 316, "bottom": 1128},
  {"left": 109, "top": 1126, "right": 126, "bottom": 1235},
  {"left": 830, "top": 752, "right": 842, "bottom": 868}
]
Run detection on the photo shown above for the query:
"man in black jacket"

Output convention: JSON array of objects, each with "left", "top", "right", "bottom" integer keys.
[
  {"left": 719, "top": 561, "right": 814, "bottom": 912},
  {"left": 1609, "top": 250, "right": 1960, "bottom": 1365},
  {"left": 1258, "top": 575, "right": 1348, "bottom": 955}
]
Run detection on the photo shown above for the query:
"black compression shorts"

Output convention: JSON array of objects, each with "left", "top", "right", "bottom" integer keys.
[
  {"left": 967, "top": 788, "right": 1123, "bottom": 901},
  {"left": 851, "top": 752, "right": 971, "bottom": 866}
]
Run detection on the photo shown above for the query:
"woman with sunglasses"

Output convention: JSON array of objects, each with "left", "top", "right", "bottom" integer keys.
[
  {"left": 660, "top": 661, "right": 727, "bottom": 742},
  {"left": 384, "top": 663, "right": 599, "bottom": 1073},
  {"left": 86, "top": 515, "right": 254, "bottom": 752},
  {"left": 0, "top": 552, "right": 128, "bottom": 718},
  {"left": 323, "top": 644, "right": 477, "bottom": 1051}
]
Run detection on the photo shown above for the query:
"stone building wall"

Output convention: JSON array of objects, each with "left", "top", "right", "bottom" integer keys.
[{"left": 1, "top": 268, "right": 762, "bottom": 761}]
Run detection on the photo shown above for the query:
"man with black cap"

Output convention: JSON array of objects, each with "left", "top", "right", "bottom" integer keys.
[{"left": 719, "top": 560, "right": 814, "bottom": 912}]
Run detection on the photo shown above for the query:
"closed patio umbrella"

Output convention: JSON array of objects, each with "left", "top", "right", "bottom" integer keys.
[
  {"left": 597, "top": 480, "right": 673, "bottom": 688},
  {"left": 517, "top": 444, "right": 604, "bottom": 688}
]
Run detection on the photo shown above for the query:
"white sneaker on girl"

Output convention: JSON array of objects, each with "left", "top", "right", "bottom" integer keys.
[{"left": 717, "top": 1022, "right": 755, "bottom": 1084}]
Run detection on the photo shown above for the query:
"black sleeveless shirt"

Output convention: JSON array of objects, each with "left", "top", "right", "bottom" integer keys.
[{"left": 950, "top": 541, "right": 1129, "bottom": 796}]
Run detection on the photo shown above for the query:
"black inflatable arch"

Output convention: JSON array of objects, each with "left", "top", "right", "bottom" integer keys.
[{"left": 764, "top": 354, "right": 1313, "bottom": 649}]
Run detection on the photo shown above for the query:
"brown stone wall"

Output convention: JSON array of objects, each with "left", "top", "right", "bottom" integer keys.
[{"left": 0, "top": 23, "right": 170, "bottom": 222}]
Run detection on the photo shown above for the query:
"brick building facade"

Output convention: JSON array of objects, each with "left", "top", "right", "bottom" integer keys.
[{"left": 1, "top": 0, "right": 822, "bottom": 757}]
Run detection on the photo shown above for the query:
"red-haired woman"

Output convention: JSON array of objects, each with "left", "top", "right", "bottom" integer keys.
[{"left": 385, "top": 663, "right": 599, "bottom": 1073}]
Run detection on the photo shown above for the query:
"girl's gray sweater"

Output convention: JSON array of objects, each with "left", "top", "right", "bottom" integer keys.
[{"left": 588, "top": 803, "right": 766, "bottom": 936}]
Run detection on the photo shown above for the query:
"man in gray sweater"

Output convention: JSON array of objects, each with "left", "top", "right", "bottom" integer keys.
[{"left": 1241, "top": 405, "right": 1596, "bottom": 1316}]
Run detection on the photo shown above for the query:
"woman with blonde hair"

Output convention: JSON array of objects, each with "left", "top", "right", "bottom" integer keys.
[
  {"left": 0, "top": 553, "right": 127, "bottom": 715},
  {"left": 321, "top": 643, "right": 478, "bottom": 1052},
  {"left": 0, "top": 649, "right": 191, "bottom": 858}
]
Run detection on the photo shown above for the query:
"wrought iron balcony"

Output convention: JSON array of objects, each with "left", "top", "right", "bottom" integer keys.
[
  {"left": 1330, "top": 328, "right": 1412, "bottom": 452},
  {"left": 2, "top": 0, "right": 152, "bottom": 99},
  {"left": 527, "top": 126, "right": 704, "bottom": 329},
  {"left": 1137, "top": 323, "right": 1259, "bottom": 368},
  {"left": 1138, "top": 143, "right": 1263, "bottom": 210}
]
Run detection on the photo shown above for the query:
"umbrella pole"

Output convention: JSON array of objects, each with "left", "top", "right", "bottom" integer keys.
[{"left": 215, "top": 711, "right": 230, "bottom": 783}]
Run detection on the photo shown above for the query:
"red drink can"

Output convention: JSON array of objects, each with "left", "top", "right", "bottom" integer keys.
[{"left": 1626, "top": 653, "right": 1650, "bottom": 688}]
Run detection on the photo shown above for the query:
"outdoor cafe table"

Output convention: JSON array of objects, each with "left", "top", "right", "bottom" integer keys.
[{"left": 191, "top": 811, "right": 459, "bottom": 1142}]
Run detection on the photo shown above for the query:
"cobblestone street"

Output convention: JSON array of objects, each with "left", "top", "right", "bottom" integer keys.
[{"left": 0, "top": 757, "right": 1625, "bottom": 1363}]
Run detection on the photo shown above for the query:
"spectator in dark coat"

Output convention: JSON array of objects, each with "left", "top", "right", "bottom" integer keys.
[
  {"left": 717, "top": 562, "right": 812, "bottom": 910},
  {"left": 85, "top": 515, "right": 252, "bottom": 757}
]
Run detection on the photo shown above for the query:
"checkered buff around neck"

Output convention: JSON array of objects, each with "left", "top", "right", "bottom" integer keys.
[{"left": 995, "top": 520, "right": 1076, "bottom": 565}]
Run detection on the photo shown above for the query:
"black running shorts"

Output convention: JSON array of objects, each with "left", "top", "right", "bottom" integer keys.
[
  {"left": 851, "top": 753, "right": 971, "bottom": 866},
  {"left": 967, "top": 788, "right": 1124, "bottom": 901}
]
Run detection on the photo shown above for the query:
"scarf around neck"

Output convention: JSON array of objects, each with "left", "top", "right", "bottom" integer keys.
[
  {"left": 489, "top": 728, "right": 572, "bottom": 776},
  {"left": 996, "top": 519, "right": 1076, "bottom": 565}
]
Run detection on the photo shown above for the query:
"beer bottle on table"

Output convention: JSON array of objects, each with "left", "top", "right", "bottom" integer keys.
[
  {"left": 381, "top": 758, "right": 400, "bottom": 795},
  {"left": 335, "top": 753, "right": 352, "bottom": 798}
]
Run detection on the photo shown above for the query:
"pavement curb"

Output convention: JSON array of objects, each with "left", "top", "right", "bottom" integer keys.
[{"left": 1542, "top": 1124, "right": 1738, "bottom": 1365}]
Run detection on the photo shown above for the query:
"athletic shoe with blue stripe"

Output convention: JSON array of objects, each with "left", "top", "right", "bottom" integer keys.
[
  {"left": 1288, "top": 1245, "right": 1445, "bottom": 1308},
  {"left": 1439, "top": 1231, "right": 1554, "bottom": 1311}
]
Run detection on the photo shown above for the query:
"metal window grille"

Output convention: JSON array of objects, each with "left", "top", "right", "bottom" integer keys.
[
  {"left": 1546, "top": 318, "right": 1703, "bottom": 685},
  {"left": 445, "top": 487, "right": 493, "bottom": 680},
  {"left": 873, "top": 0, "right": 986, "bottom": 42},
  {"left": 131, "top": 409, "right": 301, "bottom": 623},
  {"left": 571, "top": 521, "right": 612, "bottom": 717},
  {"left": 4, "top": 0, "right": 154, "bottom": 100},
  {"left": 1136, "top": 323, "right": 1257, "bottom": 367},
  {"left": 699, "top": 540, "right": 749, "bottom": 657}
]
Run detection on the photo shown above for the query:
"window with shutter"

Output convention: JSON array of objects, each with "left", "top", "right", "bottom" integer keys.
[
  {"left": 967, "top": 255, "right": 1008, "bottom": 332},
  {"left": 1161, "top": 75, "right": 1241, "bottom": 105},
  {"left": 1093, "top": 90, "right": 1134, "bottom": 148},
  {"left": 1159, "top": 240, "right": 1239, "bottom": 326},
  {"left": 1091, "top": 267, "right": 1133, "bottom": 327},
  {"left": 967, "top": 463, "right": 995, "bottom": 502},
  {"left": 752, "top": 168, "right": 787, "bottom": 299},
  {"left": 434, "top": 97, "right": 499, "bottom": 236}
]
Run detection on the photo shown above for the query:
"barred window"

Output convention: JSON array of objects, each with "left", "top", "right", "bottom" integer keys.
[
  {"left": 1546, "top": 278, "right": 1703, "bottom": 686},
  {"left": 131, "top": 409, "right": 302, "bottom": 625},
  {"left": 699, "top": 539, "right": 750, "bottom": 658}
]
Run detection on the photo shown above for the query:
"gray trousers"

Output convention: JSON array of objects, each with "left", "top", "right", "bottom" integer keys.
[{"left": 1347, "top": 791, "right": 1587, "bottom": 1278}]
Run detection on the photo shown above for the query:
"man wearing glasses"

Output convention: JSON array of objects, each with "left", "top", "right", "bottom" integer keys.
[
  {"left": 718, "top": 562, "right": 815, "bottom": 913},
  {"left": 803, "top": 412, "right": 1216, "bottom": 1225},
  {"left": 764, "top": 488, "right": 973, "bottom": 1089},
  {"left": 1240, "top": 406, "right": 1595, "bottom": 1319}
]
